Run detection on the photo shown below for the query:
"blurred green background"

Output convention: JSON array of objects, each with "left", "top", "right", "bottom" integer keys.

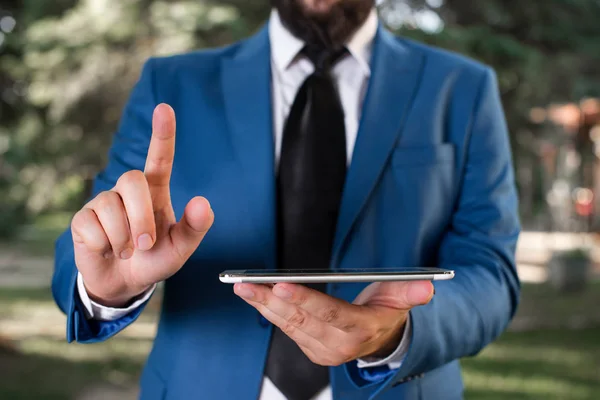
[{"left": 1, "top": 0, "right": 600, "bottom": 399}]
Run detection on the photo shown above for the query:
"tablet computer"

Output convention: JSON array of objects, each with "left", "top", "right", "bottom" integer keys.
[{"left": 219, "top": 267, "right": 454, "bottom": 284}]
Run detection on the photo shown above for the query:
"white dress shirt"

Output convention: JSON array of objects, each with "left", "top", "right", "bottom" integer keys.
[{"left": 77, "top": 8, "right": 411, "bottom": 400}]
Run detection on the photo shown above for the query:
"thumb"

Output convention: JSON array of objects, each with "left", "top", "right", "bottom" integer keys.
[
  {"left": 169, "top": 196, "right": 214, "bottom": 260},
  {"left": 403, "top": 281, "right": 435, "bottom": 307},
  {"left": 357, "top": 281, "right": 434, "bottom": 310}
]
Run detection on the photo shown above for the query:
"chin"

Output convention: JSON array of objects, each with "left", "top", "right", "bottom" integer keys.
[
  {"left": 301, "top": 0, "right": 340, "bottom": 15},
  {"left": 273, "top": 0, "right": 374, "bottom": 47}
]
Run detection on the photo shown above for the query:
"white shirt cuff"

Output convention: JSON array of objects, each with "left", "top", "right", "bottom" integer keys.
[
  {"left": 356, "top": 315, "right": 411, "bottom": 370},
  {"left": 76, "top": 272, "right": 156, "bottom": 321}
]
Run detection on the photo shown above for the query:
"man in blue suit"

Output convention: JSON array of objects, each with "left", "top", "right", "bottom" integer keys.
[{"left": 52, "top": 0, "right": 521, "bottom": 399}]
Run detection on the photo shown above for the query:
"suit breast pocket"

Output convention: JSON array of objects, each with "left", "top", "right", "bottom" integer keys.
[
  {"left": 391, "top": 143, "right": 455, "bottom": 168},
  {"left": 389, "top": 143, "right": 456, "bottom": 201},
  {"left": 383, "top": 143, "right": 457, "bottom": 260},
  {"left": 352, "top": 143, "right": 457, "bottom": 269}
]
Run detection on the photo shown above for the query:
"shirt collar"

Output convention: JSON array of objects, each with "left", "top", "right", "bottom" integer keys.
[{"left": 268, "top": 8, "right": 378, "bottom": 77}]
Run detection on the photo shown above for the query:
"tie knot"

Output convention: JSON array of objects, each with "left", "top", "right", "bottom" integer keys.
[{"left": 302, "top": 45, "right": 348, "bottom": 73}]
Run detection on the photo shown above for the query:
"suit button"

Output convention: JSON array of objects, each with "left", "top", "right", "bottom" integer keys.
[
  {"left": 258, "top": 313, "right": 270, "bottom": 327},
  {"left": 392, "top": 374, "right": 421, "bottom": 387}
]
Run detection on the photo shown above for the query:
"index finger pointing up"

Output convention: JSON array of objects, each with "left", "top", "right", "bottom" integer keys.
[{"left": 145, "top": 103, "right": 176, "bottom": 192}]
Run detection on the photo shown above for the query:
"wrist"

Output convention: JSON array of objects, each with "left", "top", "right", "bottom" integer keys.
[
  {"left": 83, "top": 282, "right": 150, "bottom": 308},
  {"left": 365, "top": 317, "right": 407, "bottom": 359}
]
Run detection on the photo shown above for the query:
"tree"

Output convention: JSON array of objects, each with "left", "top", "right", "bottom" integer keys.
[
  {"left": 1, "top": 0, "right": 599, "bottom": 237},
  {"left": 0, "top": 0, "right": 266, "bottom": 237},
  {"left": 381, "top": 0, "right": 600, "bottom": 223}
]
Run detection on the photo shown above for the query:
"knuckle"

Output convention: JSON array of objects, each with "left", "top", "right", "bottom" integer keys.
[
  {"left": 71, "top": 209, "right": 88, "bottom": 230},
  {"left": 357, "top": 329, "right": 377, "bottom": 344},
  {"left": 319, "top": 305, "right": 341, "bottom": 323},
  {"left": 169, "top": 240, "right": 188, "bottom": 263},
  {"left": 149, "top": 152, "right": 174, "bottom": 167},
  {"left": 338, "top": 344, "right": 360, "bottom": 360},
  {"left": 309, "top": 354, "right": 330, "bottom": 366},
  {"left": 71, "top": 210, "right": 111, "bottom": 252},
  {"left": 117, "top": 169, "right": 145, "bottom": 188},
  {"left": 340, "top": 322, "right": 357, "bottom": 331},
  {"left": 280, "top": 322, "right": 297, "bottom": 337},
  {"left": 327, "top": 357, "right": 345, "bottom": 367},
  {"left": 287, "top": 310, "right": 307, "bottom": 327},
  {"left": 89, "top": 242, "right": 109, "bottom": 253},
  {"left": 294, "top": 291, "right": 308, "bottom": 306},
  {"left": 255, "top": 295, "right": 269, "bottom": 307},
  {"left": 95, "top": 191, "right": 119, "bottom": 212}
]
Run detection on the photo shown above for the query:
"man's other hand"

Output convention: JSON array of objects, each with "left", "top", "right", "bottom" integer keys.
[{"left": 234, "top": 280, "right": 434, "bottom": 366}]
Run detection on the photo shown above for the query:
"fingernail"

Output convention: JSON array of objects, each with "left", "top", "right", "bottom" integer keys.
[
  {"left": 235, "top": 285, "right": 254, "bottom": 300},
  {"left": 273, "top": 285, "right": 292, "bottom": 300},
  {"left": 137, "top": 234, "right": 153, "bottom": 251},
  {"left": 120, "top": 248, "right": 133, "bottom": 260},
  {"left": 207, "top": 201, "right": 214, "bottom": 220}
]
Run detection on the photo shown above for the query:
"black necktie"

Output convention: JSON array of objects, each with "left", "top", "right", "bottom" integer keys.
[{"left": 264, "top": 45, "right": 348, "bottom": 400}]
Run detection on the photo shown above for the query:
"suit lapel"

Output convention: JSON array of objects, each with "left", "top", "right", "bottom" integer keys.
[
  {"left": 221, "top": 26, "right": 277, "bottom": 270},
  {"left": 332, "top": 27, "right": 426, "bottom": 266},
  {"left": 219, "top": 25, "right": 426, "bottom": 270}
]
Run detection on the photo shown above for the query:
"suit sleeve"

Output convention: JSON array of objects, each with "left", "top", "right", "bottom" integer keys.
[
  {"left": 395, "top": 67, "right": 521, "bottom": 380},
  {"left": 348, "top": 67, "right": 521, "bottom": 388},
  {"left": 52, "top": 58, "right": 157, "bottom": 343}
]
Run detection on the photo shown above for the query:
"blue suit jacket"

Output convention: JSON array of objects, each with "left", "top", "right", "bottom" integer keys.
[{"left": 52, "top": 23, "right": 520, "bottom": 400}]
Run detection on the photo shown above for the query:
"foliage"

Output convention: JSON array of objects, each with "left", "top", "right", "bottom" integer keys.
[
  {"left": 381, "top": 0, "right": 600, "bottom": 222},
  {"left": 0, "top": 0, "right": 258, "bottom": 237},
  {"left": 556, "top": 247, "right": 590, "bottom": 260},
  {"left": 1, "top": 0, "right": 599, "bottom": 237}
]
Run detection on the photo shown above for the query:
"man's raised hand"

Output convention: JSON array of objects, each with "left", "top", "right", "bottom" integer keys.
[{"left": 71, "top": 104, "right": 214, "bottom": 307}]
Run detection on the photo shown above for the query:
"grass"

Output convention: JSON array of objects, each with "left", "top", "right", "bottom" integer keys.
[
  {"left": 0, "top": 287, "right": 56, "bottom": 303},
  {"left": 0, "top": 283, "right": 599, "bottom": 399},
  {"left": 462, "top": 328, "right": 600, "bottom": 399},
  {"left": 0, "top": 287, "right": 153, "bottom": 400},
  {"left": 514, "top": 281, "right": 600, "bottom": 328},
  {"left": 0, "top": 342, "right": 146, "bottom": 400},
  {"left": 462, "top": 281, "right": 600, "bottom": 399}
]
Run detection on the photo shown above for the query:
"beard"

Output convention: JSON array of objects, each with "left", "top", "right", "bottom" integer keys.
[{"left": 271, "top": 0, "right": 375, "bottom": 49}]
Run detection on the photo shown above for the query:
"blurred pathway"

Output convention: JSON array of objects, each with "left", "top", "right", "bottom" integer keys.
[
  {"left": 516, "top": 232, "right": 600, "bottom": 283},
  {"left": 1, "top": 232, "right": 599, "bottom": 400},
  {"left": 0, "top": 252, "right": 53, "bottom": 288}
]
